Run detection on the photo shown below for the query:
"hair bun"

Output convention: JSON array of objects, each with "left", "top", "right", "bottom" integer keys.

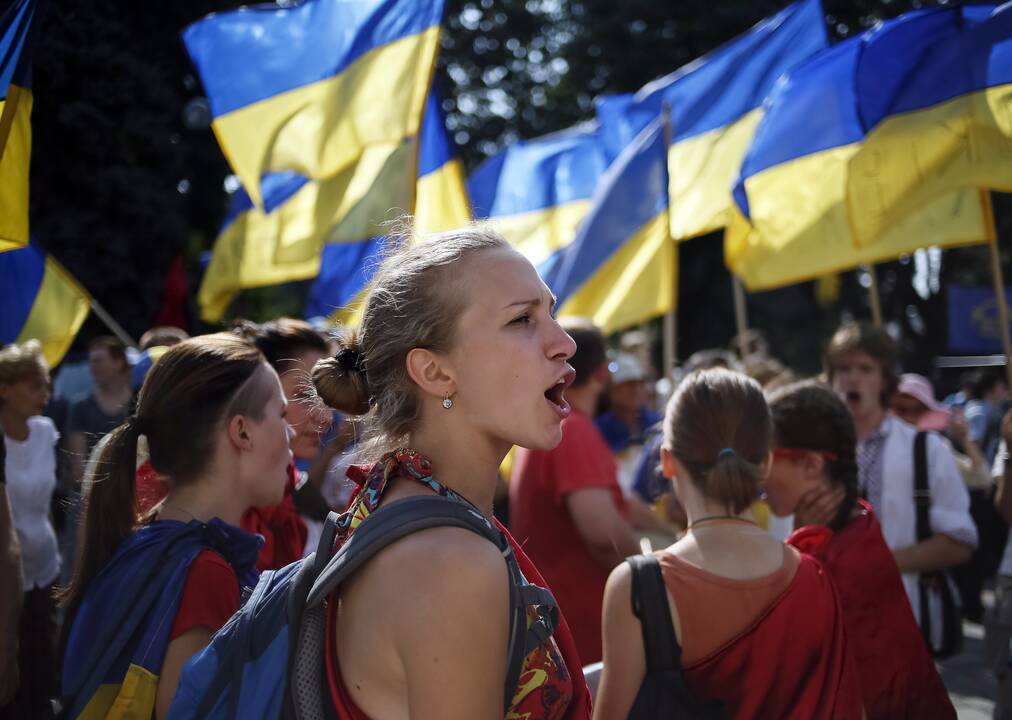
[
  {"left": 335, "top": 347, "right": 366, "bottom": 373},
  {"left": 313, "top": 340, "right": 371, "bottom": 416}
]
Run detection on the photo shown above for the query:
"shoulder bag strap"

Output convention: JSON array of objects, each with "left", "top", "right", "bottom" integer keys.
[
  {"left": 913, "top": 430, "right": 934, "bottom": 648},
  {"left": 913, "top": 431, "right": 932, "bottom": 542},
  {"left": 627, "top": 554, "right": 679, "bottom": 672}
]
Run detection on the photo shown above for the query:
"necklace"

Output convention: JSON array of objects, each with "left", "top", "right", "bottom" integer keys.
[
  {"left": 159, "top": 500, "right": 201, "bottom": 523},
  {"left": 688, "top": 515, "right": 757, "bottom": 530}
]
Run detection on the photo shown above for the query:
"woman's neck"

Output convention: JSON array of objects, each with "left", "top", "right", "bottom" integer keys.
[
  {"left": 405, "top": 429, "right": 502, "bottom": 517},
  {"left": 159, "top": 475, "right": 244, "bottom": 527},
  {"left": 0, "top": 407, "right": 30, "bottom": 441}
]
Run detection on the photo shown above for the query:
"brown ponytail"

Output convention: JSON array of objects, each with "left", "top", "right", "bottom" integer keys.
[
  {"left": 663, "top": 369, "right": 771, "bottom": 514},
  {"left": 58, "top": 334, "right": 271, "bottom": 614}
]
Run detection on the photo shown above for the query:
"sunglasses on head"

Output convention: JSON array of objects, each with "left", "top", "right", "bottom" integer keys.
[{"left": 771, "top": 447, "right": 838, "bottom": 462}]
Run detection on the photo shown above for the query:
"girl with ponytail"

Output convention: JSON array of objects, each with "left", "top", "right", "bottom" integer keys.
[
  {"left": 60, "top": 334, "right": 294, "bottom": 719},
  {"left": 765, "top": 381, "right": 953, "bottom": 719},
  {"left": 594, "top": 369, "right": 863, "bottom": 719}
]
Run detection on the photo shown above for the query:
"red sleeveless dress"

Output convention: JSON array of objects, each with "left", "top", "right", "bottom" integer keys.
[
  {"left": 659, "top": 544, "right": 864, "bottom": 719},
  {"left": 789, "top": 501, "right": 955, "bottom": 719}
]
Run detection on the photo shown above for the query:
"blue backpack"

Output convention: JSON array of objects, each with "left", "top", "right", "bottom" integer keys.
[{"left": 168, "top": 495, "right": 559, "bottom": 720}]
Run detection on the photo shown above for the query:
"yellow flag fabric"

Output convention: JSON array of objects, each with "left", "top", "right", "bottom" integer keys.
[
  {"left": 198, "top": 140, "right": 414, "bottom": 323},
  {"left": 183, "top": 0, "right": 443, "bottom": 209},
  {"left": 2, "top": 244, "right": 90, "bottom": 366},
  {"left": 0, "top": 86, "right": 31, "bottom": 251},
  {"left": 731, "top": 9, "right": 994, "bottom": 291},
  {"left": 844, "top": 6, "right": 1012, "bottom": 246}
]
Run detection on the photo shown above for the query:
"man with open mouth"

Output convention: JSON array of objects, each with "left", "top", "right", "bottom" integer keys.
[{"left": 823, "top": 322, "right": 977, "bottom": 657}]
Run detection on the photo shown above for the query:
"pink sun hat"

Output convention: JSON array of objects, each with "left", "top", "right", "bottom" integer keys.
[{"left": 896, "top": 373, "right": 952, "bottom": 431}]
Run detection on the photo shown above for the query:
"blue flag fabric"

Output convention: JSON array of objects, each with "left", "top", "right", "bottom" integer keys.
[
  {"left": 726, "top": 5, "right": 994, "bottom": 292},
  {"left": 61, "top": 520, "right": 262, "bottom": 720},
  {"left": 0, "top": 0, "right": 41, "bottom": 250},
  {"left": 0, "top": 242, "right": 89, "bottom": 366},
  {"left": 593, "top": 0, "right": 828, "bottom": 239},
  {"left": 547, "top": 115, "right": 675, "bottom": 333},
  {"left": 183, "top": 0, "right": 443, "bottom": 209},
  {"left": 467, "top": 124, "right": 609, "bottom": 281},
  {"left": 305, "top": 85, "right": 471, "bottom": 324}
]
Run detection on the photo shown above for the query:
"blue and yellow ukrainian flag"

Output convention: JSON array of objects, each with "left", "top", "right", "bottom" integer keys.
[
  {"left": 0, "top": 243, "right": 89, "bottom": 366},
  {"left": 305, "top": 86, "right": 471, "bottom": 324},
  {"left": 183, "top": 0, "right": 443, "bottom": 209},
  {"left": 546, "top": 115, "right": 673, "bottom": 333},
  {"left": 594, "top": 0, "right": 827, "bottom": 241},
  {"left": 846, "top": 3, "right": 1012, "bottom": 246},
  {"left": 728, "top": 6, "right": 994, "bottom": 292},
  {"left": 197, "top": 138, "right": 415, "bottom": 322},
  {"left": 468, "top": 124, "right": 609, "bottom": 280},
  {"left": 61, "top": 520, "right": 262, "bottom": 720},
  {"left": 0, "top": 0, "right": 39, "bottom": 251}
]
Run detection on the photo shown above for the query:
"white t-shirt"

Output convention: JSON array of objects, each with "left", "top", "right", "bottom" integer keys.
[
  {"left": 5, "top": 416, "right": 62, "bottom": 589},
  {"left": 993, "top": 440, "right": 1012, "bottom": 576}
]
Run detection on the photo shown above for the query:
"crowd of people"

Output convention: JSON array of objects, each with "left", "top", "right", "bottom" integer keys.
[{"left": 0, "top": 224, "right": 1008, "bottom": 718}]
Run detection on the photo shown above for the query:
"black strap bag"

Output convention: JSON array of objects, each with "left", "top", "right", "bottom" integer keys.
[
  {"left": 913, "top": 431, "right": 964, "bottom": 659},
  {"left": 626, "top": 554, "right": 726, "bottom": 719}
]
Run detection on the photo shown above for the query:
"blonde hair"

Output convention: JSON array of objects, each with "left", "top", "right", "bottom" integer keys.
[
  {"left": 0, "top": 340, "right": 49, "bottom": 390},
  {"left": 313, "top": 224, "right": 510, "bottom": 457}
]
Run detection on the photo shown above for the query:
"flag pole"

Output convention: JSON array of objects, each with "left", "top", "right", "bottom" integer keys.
[
  {"left": 661, "top": 102, "right": 677, "bottom": 377},
  {"left": 732, "top": 276, "right": 749, "bottom": 357},
  {"left": 988, "top": 234, "right": 1012, "bottom": 389},
  {"left": 864, "top": 264, "right": 883, "bottom": 327},
  {"left": 89, "top": 298, "right": 137, "bottom": 349},
  {"left": 0, "top": 85, "right": 24, "bottom": 162}
]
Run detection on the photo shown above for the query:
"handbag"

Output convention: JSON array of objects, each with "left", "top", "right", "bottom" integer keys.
[
  {"left": 913, "top": 431, "right": 964, "bottom": 659},
  {"left": 627, "top": 554, "right": 726, "bottom": 719}
]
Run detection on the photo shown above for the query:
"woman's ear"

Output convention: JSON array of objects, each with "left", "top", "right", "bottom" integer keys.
[
  {"left": 226, "top": 414, "right": 253, "bottom": 452},
  {"left": 405, "top": 347, "right": 456, "bottom": 401},
  {"left": 802, "top": 452, "right": 827, "bottom": 483},
  {"left": 758, "top": 450, "right": 773, "bottom": 480},
  {"left": 660, "top": 446, "right": 677, "bottom": 479}
]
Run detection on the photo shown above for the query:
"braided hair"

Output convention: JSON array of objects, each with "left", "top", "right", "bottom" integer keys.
[{"left": 766, "top": 380, "right": 859, "bottom": 532}]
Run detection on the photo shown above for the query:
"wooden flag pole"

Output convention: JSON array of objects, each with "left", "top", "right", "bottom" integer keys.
[
  {"left": 661, "top": 102, "right": 677, "bottom": 377},
  {"left": 864, "top": 264, "right": 883, "bottom": 327},
  {"left": 732, "top": 276, "right": 749, "bottom": 357},
  {"left": 90, "top": 298, "right": 137, "bottom": 349},
  {"left": 988, "top": 235, "right": 1012, "bottom": 389},
  {"left": 0, "top": 85, "right": 24, "bottom": 162}
]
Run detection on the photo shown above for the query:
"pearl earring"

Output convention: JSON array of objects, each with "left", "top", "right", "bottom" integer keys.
[{"left": 442, "top": 395, "right": 453, "bottom": 410}]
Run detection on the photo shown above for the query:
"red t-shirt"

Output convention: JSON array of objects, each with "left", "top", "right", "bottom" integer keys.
[
  {"left": 169, "top": 550, "right": 240, "bottom": 640},
  {"left": 788, "top": 501, "right": 955, "bottom": 720},
  {"left": 508, "top": 409, "right": 628, "bottom": 664}
]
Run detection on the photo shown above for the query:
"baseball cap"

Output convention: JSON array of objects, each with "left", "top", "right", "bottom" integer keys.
[
  {"left": 608, "top": 353, "right": 647, "bottom": 384},
  {"left": 895, "top": 373, "right": 951, "bottom": 431}
]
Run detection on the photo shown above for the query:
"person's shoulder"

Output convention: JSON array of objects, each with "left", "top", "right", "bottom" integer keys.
[
  {"left": 367, "top": 523, "right": 508, "bottom": 591},
  {"left": 186, "top": 549, "right": 239, "bottom": 587},
  {"left": 28, "top": 415, "right": 58, "bottom": 442}
]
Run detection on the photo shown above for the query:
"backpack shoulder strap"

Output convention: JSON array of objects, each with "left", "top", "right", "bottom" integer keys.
[
  {"left": 306, "top": 496, "right": 503, "bottom": 607},
  {"left": 913, "top": 431, "right": 931, "bottom": 543},
  {"left": 299, "top": 495, "right": 556, "bottom": 715},
  {"left": 627, "top": 554, "right": 679, "bottom": 672}
]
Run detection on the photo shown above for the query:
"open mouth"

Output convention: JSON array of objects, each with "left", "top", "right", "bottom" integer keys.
[
  {"left": 544, "top": 368, "right": 576, "bottom": 419},
  {"left": 845, "top": 391, "right": 861, "bottom": 404}
]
